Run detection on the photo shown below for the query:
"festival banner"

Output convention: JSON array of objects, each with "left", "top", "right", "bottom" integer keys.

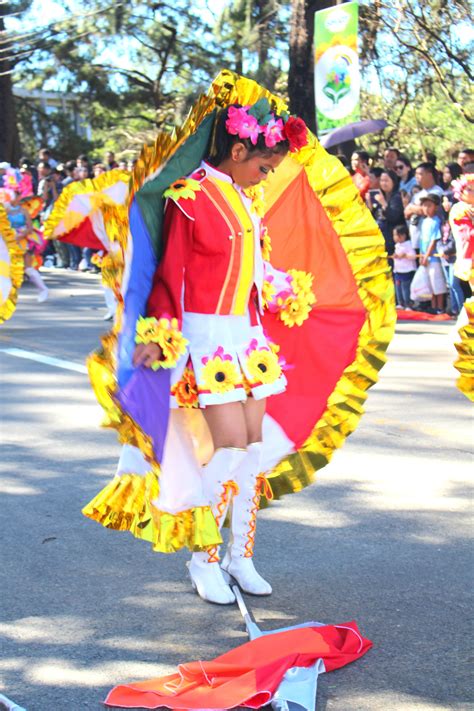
[{"left": 314, "top": 1, "right": 360, "bottom": 136}]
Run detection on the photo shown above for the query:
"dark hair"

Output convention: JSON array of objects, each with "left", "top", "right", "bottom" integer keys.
[
  {"left": 369, "top": 166, "right": 383, "bottom": 178},
  {"left": 381, "top": 169, "right": 400, "bottom": 192},
  {"left": 352, "top": 148, "right": 370, "bottom": 164},
  {"left": 353, "top": 150, "right": 370, "bottom": 163},
  {"left": 397, "top": 154, "right": 414, "bottom": 181},
  {"left": 336, "top": 154, "right": 350, "bottom": 168},
  {"left": 444, "top": 162, "right": 462, "bottom": 182},
  {"left": 394, "top": 224, "right": 409, "bottom": 239},
  {"left": 458, "top": 148, "right": 474, "bottom": 155},
  {"left": 39, "top": 147, "right": 50, "bottom": 155},
  {"left": 77, "top": 154, "right": 89, "bottom": 162},
  {"left": 385, "top": 146, "right": 400, "bottom": 157},
  {"left": 206, "top": 105, "right": 289, "bottom": 167},
  {"left": 423, "top": 150, "right": 437, "bottom": 165},
  {"left": 397, "top": 154, "right": 412, "bottom": 168},
  {"left": 65, "top": 160, "right": 76, "bottom": 173},
  {"left": 37, "top": 161, "right": 51, "bottom": 170},
  {"left": 416, "top": 161, "right": 437, "bottom": 178}
]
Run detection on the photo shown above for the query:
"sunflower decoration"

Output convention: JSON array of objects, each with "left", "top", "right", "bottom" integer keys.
[
  {"left": 261, "top": 277, "right": 276, "bottom": 308},
  {"left": 260, "top": 225, "right": 272, "bottom": 261},
  {"left": 91, "top": 252, "right": 104, "bottom": 268},
  {"left": 245, "top": 341, "right": 282, "bottom": 385},
  {"left": 278, "top": 268, "right": 316, "bottom": 328},
  {"left": 171, "top": 367, "right": 199, "bottom": 407},
  {"left": 135, "top": 316, "right": 188, "bottom": 369},
  {"left": 289, "top": 268, "right": 315, "bottom": 295},
  {"left": 163, "top": 177, "right": 202, "bottom": 202},
  {"left": 200, "top": 346, "right": 242, "bottom": 394},
  {"left": 244, "top": 183, "right": 266, "bottom": 217}
]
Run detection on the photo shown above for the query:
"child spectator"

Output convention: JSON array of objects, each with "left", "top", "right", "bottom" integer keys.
[
  {"left": 392, "top": 224, "right": 417, "bottom": 309},
  {"left": 436, "top": 221, "right": 465, "bottom": 316},
  {"left": 419, "top": 193, "right": 447, "bottom": 313}
]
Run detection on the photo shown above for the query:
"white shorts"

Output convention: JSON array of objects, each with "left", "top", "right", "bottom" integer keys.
[
  {"left": 427, "top": 261, "right": 447, "bottom": 295},
  {"left": 170, "top": 311, "right": 287, "bottom": 408}
]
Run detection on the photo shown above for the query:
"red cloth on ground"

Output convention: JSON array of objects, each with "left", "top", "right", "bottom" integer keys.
[
  {"left": 105, "top": 621, "right": 372, "bottom": 709},
  {"left": 396, "top": 309, "right": 452, "bottom": 321}
]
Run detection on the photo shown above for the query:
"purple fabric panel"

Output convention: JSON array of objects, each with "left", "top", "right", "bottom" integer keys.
[
  {"left": 118, "top": 200, "right": 158, "bottom": 389},
  {"left": 117, "top": 366, "right": 171, "bottom": 463}
]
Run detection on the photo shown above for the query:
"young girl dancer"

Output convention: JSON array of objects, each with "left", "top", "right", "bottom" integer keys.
[
  {"left": 83, "top": 72, "right": 391, "bottom": 609},
  {"left": 132, "top": 102, "right": 312, "bottom": 604}
]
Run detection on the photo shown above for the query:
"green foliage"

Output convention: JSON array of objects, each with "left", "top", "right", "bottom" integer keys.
[
  {"left": 4, "top": 0, "right": 473, "bottom": 163},
  {"left": 358, "top": 83, "right": 473, "bottom": 164}
]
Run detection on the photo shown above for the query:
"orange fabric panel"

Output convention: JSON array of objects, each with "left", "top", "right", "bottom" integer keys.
[
  {"left": 105, "top": 622, "right": 372, "bottom": 709},
  {"left": 266, "top": 169, "right": 364, "bottom": 312}
]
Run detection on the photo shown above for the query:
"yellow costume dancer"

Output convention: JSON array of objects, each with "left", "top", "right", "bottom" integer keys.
[{"left": 0, "top": 204, "right": 24, "bottom": 324}]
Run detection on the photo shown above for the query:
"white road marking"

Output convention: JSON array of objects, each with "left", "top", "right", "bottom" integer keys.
[{"left": 0, "top": 347, "right": 88, "bottom": 374}]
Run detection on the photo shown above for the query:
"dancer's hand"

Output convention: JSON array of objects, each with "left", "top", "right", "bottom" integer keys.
[{"left": 133, "top": 343, "right": 162, "bottom": 368}]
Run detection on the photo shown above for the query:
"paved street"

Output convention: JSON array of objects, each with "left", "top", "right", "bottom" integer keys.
[{"left": 0, "top": 270, "right": 472, "bottom": 711}]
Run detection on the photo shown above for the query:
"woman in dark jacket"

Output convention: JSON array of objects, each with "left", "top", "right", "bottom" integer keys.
[{"left": 370, "top": 169, "right": 406, "bottom": 255}]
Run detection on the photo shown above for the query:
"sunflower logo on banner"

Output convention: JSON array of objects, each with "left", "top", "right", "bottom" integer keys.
[{"left": 314, "top": 1, "right": 360, "bottom": 135}]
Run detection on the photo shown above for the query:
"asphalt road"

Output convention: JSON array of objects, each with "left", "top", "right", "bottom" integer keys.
[{"left": 0, "top": 270, "right": 472, "bottom": 711}]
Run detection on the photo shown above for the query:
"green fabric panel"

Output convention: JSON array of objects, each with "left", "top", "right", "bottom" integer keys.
[{"left": 135, "top": 111, "right": 216, "bottom": 260}]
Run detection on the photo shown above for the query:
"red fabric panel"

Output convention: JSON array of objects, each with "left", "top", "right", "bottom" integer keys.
[
  {"left": 264, "top": 307, "right": 366, "bottom": 448},
  {"left": 58, "top": 217, "right": 105, "bottom": 250},
  {"left": 266, "top": 169, "right": 364, "bottom": 312},
  {"left": 396, "top": 310, "right": 452, "bottom": 321},
  {"left": 104, "top": 621, "right": 372, "bottom": 709}
]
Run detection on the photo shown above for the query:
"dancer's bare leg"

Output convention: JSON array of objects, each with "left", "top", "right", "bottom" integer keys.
[
  {"left": 202, "top": 397, "right": 266, "bottom": 449},
  {"left": 242, "top": 396, "right": 266, "bottom": 444},
  {"left": 202, "top": 401, "right": 248, "bottom": 449},
  {"left": 24, "top": 253, "right": 48, "bottom": 302}
]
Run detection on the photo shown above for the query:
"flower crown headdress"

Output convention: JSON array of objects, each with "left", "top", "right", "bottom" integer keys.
[
  {"left": 452, "top": 173, "right": 474, "bottom": 201},
  {"left": 225, "top": 98, "right": 308, "bottom": 153}
]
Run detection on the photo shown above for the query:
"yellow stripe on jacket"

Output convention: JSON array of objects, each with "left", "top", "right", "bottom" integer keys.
[{"left": 211, "top": 178, "right": 255, "bottom": 315}]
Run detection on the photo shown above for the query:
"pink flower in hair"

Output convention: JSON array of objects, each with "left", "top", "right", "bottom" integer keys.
[
  {"left": 226, "top": 106, "right": 262, "bottom": 145},
  {"left": 262, "top": 117, "right": 285, "bottom": 148}
]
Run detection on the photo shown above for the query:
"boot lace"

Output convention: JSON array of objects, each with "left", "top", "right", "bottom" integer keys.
[
  {"left": 244, "top": 475, "right": 273, "bottom": 558},
  {"left": 207, "top": 480, "right": 239, "bottom": 563}
]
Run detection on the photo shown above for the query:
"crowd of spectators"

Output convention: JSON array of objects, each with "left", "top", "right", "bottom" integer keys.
[
  {"left": 1, "top": 142, "right": 473, "bottom": 318},
  {"left": 0, "top": 148, "right": 134, "bottom": 273},
  {"left": 345, "top": 146, "right": 474, "bottom": 315}
]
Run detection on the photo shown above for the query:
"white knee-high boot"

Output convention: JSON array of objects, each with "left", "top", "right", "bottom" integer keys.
[
  {"left": 188, "top": 447, "right": 246, "bottom": 605},
  {"left": 25, "top": 267, "right": 48, "bottom": 302},
  {"left": 221, "top": 442, "right": 272, "bottom": 595}
]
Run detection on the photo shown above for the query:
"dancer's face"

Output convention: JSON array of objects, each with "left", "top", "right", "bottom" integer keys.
[{"left": 228, "top": 144, "right": 285, "bottom": 189}]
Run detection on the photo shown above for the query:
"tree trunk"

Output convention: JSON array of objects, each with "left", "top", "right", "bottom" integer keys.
[
  {"left": 288, "top": 0, "right": 340, "bottom": 133},
  {"left": 0, "top": 11, "right": 21, "bottom": 163}
]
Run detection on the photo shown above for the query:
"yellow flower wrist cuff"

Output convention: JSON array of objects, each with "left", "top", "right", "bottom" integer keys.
[
  {"left": 135, "top": 316, "right": 188, "bottom": 369},
  {"left": 278, "top": 269, "right": 317, "bottom": 328}
]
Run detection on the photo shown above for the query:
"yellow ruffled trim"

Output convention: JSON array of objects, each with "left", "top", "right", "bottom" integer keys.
[
  {"left": 0, "top": 205, "right": 24, "bottom": 325},
  {"left": 44, "top": 170, "right": 129, "bottom": 343},
  {"left": 43, "top": 169, "right": 130, "bottom": 240},
  {"left": 454, "top": 298, "right": 474, "bottom": 402},
  {"left": 82, "top": 471, "right": 222, "bottom": 553},
  {"left": 262, "top": 129, "right": 396, "bottom": 501},
  {"left": 87, "top": 69, "right": 395, "bottom": 541}
]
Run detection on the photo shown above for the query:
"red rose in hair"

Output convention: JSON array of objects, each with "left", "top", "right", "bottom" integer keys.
[{"left": 283, "top": 116, "right": 308, "bottom": 152}]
